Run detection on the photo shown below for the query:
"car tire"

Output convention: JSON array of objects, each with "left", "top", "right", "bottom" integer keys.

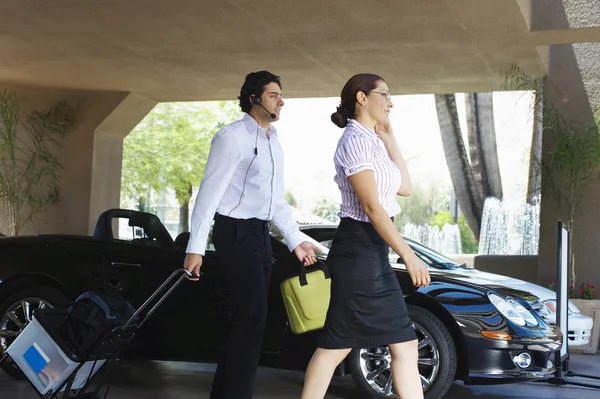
[
  {"left": 0, "top": 285, "right": 68, "bottom": 379},
  {"left": 348, "top": 305, "right": 457, "bottom": 399}
]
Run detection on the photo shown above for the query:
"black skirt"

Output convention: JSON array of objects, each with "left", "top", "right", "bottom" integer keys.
[{"left": 318, "top": 217, "right": 417, "bottom": 349}]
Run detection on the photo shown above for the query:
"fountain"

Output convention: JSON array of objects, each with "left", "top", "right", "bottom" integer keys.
[
  {"left": 402, "top": 223, "right": 462, "bottom": 254},
  {"left": 478, "top": 196, "right": 540, "bottom": 255}
]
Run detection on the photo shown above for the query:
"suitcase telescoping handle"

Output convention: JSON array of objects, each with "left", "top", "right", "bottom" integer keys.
[{"left": 123, "top": 268, "right": 196, "bottom": 329}]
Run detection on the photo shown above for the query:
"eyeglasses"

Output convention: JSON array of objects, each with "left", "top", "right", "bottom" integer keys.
[{"left": 371, "top": 91, "right": 392, "bottom": 102}]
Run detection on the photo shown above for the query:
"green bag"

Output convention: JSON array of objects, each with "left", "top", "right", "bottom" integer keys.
[{"left": 280, "top": 260, "right": 331, "bottom": 334}]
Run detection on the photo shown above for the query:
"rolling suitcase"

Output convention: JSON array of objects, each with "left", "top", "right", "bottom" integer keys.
[{"left": 1, "top": 268, "right": 197, "bottom": 399}]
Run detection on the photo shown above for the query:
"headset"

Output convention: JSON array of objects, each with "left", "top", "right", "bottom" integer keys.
[{"left": 241, "top": 88, "right": 277, "bottom": 119}]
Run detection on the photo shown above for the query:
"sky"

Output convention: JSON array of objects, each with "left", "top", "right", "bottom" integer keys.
[{"left": 272, "top": 91, "right": 536, "bottom": 213}]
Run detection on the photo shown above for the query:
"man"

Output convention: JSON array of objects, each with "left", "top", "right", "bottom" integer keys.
[{"left": 183, "top": 70, "right": 319, "bottom": 399}]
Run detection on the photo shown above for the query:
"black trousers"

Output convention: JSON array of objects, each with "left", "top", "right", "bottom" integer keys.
[{"left": 209, "top": 214, "right": 273, "bottom": 399}]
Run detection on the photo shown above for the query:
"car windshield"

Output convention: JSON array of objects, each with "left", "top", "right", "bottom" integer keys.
[
  {"left": 399, "top": 239, "right": 466, "bottom": 270},
  {"left": 271, "top": 225, "right": 467, "bottom": 270}
]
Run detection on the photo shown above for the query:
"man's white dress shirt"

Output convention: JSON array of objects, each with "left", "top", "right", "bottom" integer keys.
[{"left": 186, "top": 113, "right": 306, "bottom": 256}]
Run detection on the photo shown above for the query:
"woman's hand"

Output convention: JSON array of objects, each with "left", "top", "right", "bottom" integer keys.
[
  {"left": 404, "top": 254, "right": 431, "bottom": 288},
  {"left": 374, "top": 122, "right": 395, "bottom": 146}
]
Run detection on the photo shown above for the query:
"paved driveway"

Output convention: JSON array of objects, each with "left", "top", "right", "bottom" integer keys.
[{"left": 2, "top": 353, "right": 599, "bottom": 398}]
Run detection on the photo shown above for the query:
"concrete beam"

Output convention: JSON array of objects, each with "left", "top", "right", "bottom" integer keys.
[{"left": 530, "top": 26, "right": 600, "bottom": 45}]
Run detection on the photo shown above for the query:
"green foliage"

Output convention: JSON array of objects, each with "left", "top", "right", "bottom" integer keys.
[
  {"left": 497, "top": 64, "right": 543, "bottom": 93},
  {"left": 428, "top": 210, "right": 453, "bottom": 227},
  {"left": 428, "top": 210, "right": 479, "bottom": 254},
  {"left": 121, "top": 101, "right": 241, "bottom": 208},
  {"left": 285, "top": 191, "right": 298, "bottom": 208},
  {"left": 540, "top": 108, "right": 600, "bottom": 214},
  {"left": 394, "top": 185, "right": 449, "bottom": 230},
  {"left": 0, "top": 90, "right": 74, "bottom": 235},
  {"left": 393, "top": 185, "right": 479, "bottom": 254},
  {"left": 312, "top": 198, "right": 340, "bottom": 223}
]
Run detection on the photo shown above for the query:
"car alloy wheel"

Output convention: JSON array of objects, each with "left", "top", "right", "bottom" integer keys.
[
  {"left": 0, "top": 298, "right": 53, "bottom": 360},
  {"left": 357, "top": 322, "right": 440, "bottom": 397}
]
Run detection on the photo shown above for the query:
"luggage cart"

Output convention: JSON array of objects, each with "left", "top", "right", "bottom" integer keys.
[{"left": 0, "top": 268, "right": 197, "bottom": 399}]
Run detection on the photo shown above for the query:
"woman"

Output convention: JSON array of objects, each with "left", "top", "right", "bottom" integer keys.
[{"left": 301, "top": 74, "right": 431, "bottom": 399}]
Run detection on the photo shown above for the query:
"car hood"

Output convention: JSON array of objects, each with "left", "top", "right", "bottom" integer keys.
[
  {"left": 391, "top": 262, "right": 540, "bottom": 301},
  {"left": 432, "top": 268, "right": 541, "bottom": 301},
  {"left": 442, "top": 267, "right": 580, "bottom": 313}
]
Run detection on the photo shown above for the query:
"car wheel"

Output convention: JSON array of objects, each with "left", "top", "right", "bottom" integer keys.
[
  {"left": 0, "top": 286, "right": 68, "bottom": 379},
  {"left": 349, "top": 305, "right": 457, "bottom": 399}
]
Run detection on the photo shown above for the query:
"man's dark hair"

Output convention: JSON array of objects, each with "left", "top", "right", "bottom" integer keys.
[{"left": 238, "top": 70, "right": 282, "bottom": 114}]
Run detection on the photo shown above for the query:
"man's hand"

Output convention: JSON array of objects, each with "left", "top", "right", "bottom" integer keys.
[
  {"left": 294, "top": 241, "right": 320, "bottom": 267},
  {"left": 183, "top": 253, "right": 203, "bottom": 280},
  {"left": 404, "top": 255, "right": 431, "bottom": 288}
]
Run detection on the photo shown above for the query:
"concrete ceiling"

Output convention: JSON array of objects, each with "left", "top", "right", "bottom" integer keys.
[{"left": 0, "top": 0, "right": 598, "bottom": 101}]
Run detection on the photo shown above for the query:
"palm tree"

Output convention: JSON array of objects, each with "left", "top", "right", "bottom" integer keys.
[
  {"left": 498, "top": 64, "right": 544, "bottom": 204},
  {"left": 434, "top": 94, "right": 483, "bottom": 240},
  {"left": 527, "top": 88, "right": 544, "bottom": 202},
  {"left": 465, "top": 93, "right": 503, "bottom": 200}
]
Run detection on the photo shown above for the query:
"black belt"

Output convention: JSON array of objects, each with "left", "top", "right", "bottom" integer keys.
[{"left": 215, "top": 213, "right": 270, "bottom": 228}]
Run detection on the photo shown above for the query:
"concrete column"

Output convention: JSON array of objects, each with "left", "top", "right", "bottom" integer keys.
[
  {"left": 537, "top": 43, "right": 599, "bottom": 290},
  {"left": 88, "top": 93, "right": 157, "bottom": 234}
]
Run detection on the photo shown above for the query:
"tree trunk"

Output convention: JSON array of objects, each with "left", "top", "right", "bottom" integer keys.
[
  {"left": 465, "top": 93, "right": 503, "bottom": 200},
  {"left": 569, "top": 185, "right": 577, "bottom": 285},
  {"left": 178, "top": 185, "right": 193, "bottom": 234},
  {"left": 569, "top": 227, "right": 576, "bottom": 287},
  {"left": 527, "top": 88, "right": 543, "bottom": 203},
  {"left": 179, "top": 201, "right": 189, "bottom": 234},
  {"left": 465, "top": 94, "right": 485, "bottom": 200},
  {"left": 435, "top": 94, "right": 483, "bottom": 240}
]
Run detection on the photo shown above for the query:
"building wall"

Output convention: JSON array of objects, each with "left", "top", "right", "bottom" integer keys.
[{"left": 0, "top": 86, "right": 155, "bottom": 236}]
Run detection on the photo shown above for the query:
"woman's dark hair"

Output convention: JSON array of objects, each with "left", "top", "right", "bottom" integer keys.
[
  {"left": 331, "top": 73, "right": 384, "bottom": 128},
  {"left": 238, "top": 70, "right": 282, "bottom": 114}
]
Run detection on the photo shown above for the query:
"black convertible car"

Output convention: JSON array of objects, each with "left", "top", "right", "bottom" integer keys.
[{"left": 0, "top": 209, "right": 561, "bottom": 399}]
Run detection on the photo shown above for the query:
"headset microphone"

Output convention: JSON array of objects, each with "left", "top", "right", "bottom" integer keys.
[
  {"left": 254, "top": 102, "right": 277, "bottom": 119},
  {"left": 241, "top": 88, "right": 277, "bottom": 119},
  {"left": 257, "top": 102, "right": 276, "bottom": 119}
]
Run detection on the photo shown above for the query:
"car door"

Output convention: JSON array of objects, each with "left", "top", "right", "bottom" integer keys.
[
  {"left": 102, "top": 224, "right": 226, "bottom": 362},
  {"left": 43, "top": 238, "right": 110, "bottom": 295}
]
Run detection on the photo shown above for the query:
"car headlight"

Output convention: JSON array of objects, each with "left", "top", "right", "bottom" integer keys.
[
  {"left": 507, "top": 298, "right": 538, "bottom": 326},
  {"left": 543, "top": 299, "right": 572, "bottom": 315},
  {"left": 489, "top": 293, "right": 534, "bottom": 327},
  {"left": 489, "top": 293, "right": 526, "bottom": 326}
]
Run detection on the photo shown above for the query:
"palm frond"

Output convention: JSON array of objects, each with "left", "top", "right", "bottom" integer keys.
[{"left": 0, "top": 92, "right": 73, "bottom": 234}]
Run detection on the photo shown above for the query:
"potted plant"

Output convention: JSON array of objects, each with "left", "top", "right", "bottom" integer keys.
[{"left": 0, "top": 90, "right": 74, "bottom": 235}]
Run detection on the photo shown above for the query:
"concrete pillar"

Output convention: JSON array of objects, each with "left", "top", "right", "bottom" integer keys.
[
  {"left": 537, "top": 43, "right": 599, "bottom": 290},
  {"left": 0, "top": 86, "right": 156, "bottom": 236},
  {"left": 88, "top": 93, "right": 157, "bottom": 234}
]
